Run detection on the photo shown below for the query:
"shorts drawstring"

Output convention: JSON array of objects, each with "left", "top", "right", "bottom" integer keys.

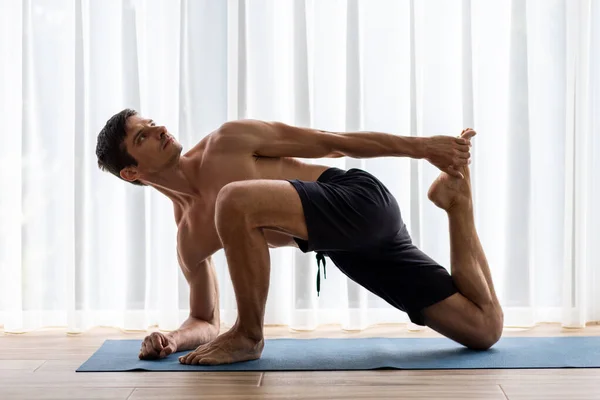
[{"left": 316, "top": 252, "right": 327, "bottom": 296}]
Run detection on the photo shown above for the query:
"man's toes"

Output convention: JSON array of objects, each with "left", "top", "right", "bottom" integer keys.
[
  {"left": 183, "top": 355, "right": 195, "bottom": 364},
  {"left": 185, "top": 352, "right": 199, "bottom": 365},
  {"left": 179, "top": 353, "right": 192, "bottom": 364},
  {"left": 191, "top": 354, "right": 206, "bottom": 364}
]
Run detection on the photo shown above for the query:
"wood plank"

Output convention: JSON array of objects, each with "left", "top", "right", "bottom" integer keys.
[
  {"left": 0, "top": 348, "right": 96, "bottom": 360},
  {"left": 36, "top": 359, "right": 87, "bottom": 372},
  {"left": 261, "top": 369, "right": 600, "bottom": 387},
  {"left": 0, "top": 360, "right": 46, "bottom": 371},
  {"left": 0, "top": 370, "right": 262, "bottom": 388},
  {"left": 0, "top": 387, "right": 134, "bottom": 400},
  {"left": 501, "top": 383, "right": 600, "bottom": 400},
  {"left": 129, "top": 385, "right": 506, "bottom": 400},
  {"left": 0, "top": 338, "right": 129, "bottom": 348}
]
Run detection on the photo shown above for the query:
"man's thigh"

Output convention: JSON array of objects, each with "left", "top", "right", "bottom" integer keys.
[{"left": 215, "top": 179, "right": 308, "bottom": 241}]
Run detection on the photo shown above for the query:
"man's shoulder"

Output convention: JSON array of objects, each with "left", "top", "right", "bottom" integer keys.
[
  {"left": 217, "top": 119, "right": 280, "bottom": 136},
  {"left": 206, "top": 120, "right": 266, "bottom": 154}
]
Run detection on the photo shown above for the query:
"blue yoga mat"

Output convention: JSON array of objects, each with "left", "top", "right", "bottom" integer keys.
[{"left": 77, "top": 336, "right": 600, "bottom": 372}]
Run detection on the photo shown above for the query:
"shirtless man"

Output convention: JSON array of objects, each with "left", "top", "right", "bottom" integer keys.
[{"left": 95, "top": 109, "right": 503, "bottom": 365}]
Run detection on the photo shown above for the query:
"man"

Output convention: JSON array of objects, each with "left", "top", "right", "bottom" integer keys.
[{"left": 96, "top": 109, "right": 503, "bottom": 365}]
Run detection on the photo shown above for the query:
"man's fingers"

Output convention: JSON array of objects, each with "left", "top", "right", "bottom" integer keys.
[
  {"left": 162, "top": 347, "right": 173, "bottom": 357},
  {"left": 150, "top": 334, "right": 164, "bottom": 352},
  {"left": 455, "top": 149, "right": 470, "bottom": 159},
  {"left": 159, "top": 345, "right": 174, "bottom": 358},
  {"left": 143, "top": 341, "right": 154, "bottom": 356},
  {"left": 160, "top": 334, "right": 169, "bottom": 348},
  {"left": 139, "top": 342, "right": 150, "bottom": 359},
  {"left": 143, "top": 340, "right": 159, "bottom": 358}
]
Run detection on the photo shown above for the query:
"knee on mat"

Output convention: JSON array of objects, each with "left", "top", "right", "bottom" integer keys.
[{"left": 469, "top": 313, "right": 503, "bottom": 351}]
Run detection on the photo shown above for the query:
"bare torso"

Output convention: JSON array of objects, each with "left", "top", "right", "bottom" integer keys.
[{"left": 175, "top": 132, "right": 330, "bottom": 272}]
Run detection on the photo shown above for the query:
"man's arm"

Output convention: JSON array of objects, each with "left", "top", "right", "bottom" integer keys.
[
  {"left": 216, "top": 119, "right": 472, "bottom": 178},
  {"left": 217, "top": 119, "right": 422, "bottom": 159},
  {"left": 166, "top": 257, "right": 220, "bottom": 351}
]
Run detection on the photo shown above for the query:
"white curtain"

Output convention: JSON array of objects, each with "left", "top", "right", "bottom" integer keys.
[{"left": 0, "top": 0, "right": 598, "bottom": 334}]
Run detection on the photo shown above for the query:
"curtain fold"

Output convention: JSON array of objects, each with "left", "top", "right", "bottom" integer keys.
[{"left": 0, "top": 0, "right": 598, "bottom": 333}]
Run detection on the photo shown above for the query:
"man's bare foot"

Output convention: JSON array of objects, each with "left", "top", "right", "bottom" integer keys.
[
  {"left": 427, "top": 129, "right": 476, "bottom": 211},
  {"left": 178, "top": 327, "right": 264, "bottom": 365}
]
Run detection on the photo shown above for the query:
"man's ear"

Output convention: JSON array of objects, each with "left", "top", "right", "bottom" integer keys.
[{"left": 120, "top": 167, "right": 139, "bottom": 182}]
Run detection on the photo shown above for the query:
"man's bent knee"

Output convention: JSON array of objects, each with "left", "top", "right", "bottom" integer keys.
[
  {"left": 216, "top": 182, "right": 250, "bottom": 212},
  {"left": 215, "top": 183, "right": 254, "bottom": 235},
  {"left": 468, "top": 308, "right": 503, "bottom": 350}
]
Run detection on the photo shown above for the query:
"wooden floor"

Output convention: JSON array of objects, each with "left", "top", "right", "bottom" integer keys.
[{"left": 1, "top": 323, "right": 599, "bottom": 399}]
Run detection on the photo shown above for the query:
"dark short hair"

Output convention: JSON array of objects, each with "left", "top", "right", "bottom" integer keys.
[{"left": 95, "top": 108, "right": 146, "bottom": 186}]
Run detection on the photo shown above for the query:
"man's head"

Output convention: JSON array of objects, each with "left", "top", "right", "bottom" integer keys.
[{"left": 96, "top": 109, "right": 182, "bottom": 186}]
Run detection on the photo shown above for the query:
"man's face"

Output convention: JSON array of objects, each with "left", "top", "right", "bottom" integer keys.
[{"left": 119, "top": 114, "right": 182, "bottom": 182}]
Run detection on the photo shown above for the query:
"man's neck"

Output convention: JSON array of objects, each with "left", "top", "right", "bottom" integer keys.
[{"left": 143, "top": 156, "right": 200, "bottom": 207}]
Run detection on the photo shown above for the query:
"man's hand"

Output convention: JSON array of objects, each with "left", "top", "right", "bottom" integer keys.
[
  {"left": 424, "top": 130, "right": 474, "bottom": 179},
  {"left": 139, "top": 331, "right": 178, "bottom": 360}
]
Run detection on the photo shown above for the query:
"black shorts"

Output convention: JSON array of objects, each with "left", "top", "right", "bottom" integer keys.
[{"left": 287, "top": 167, "right": 458, "bottom": 326}]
